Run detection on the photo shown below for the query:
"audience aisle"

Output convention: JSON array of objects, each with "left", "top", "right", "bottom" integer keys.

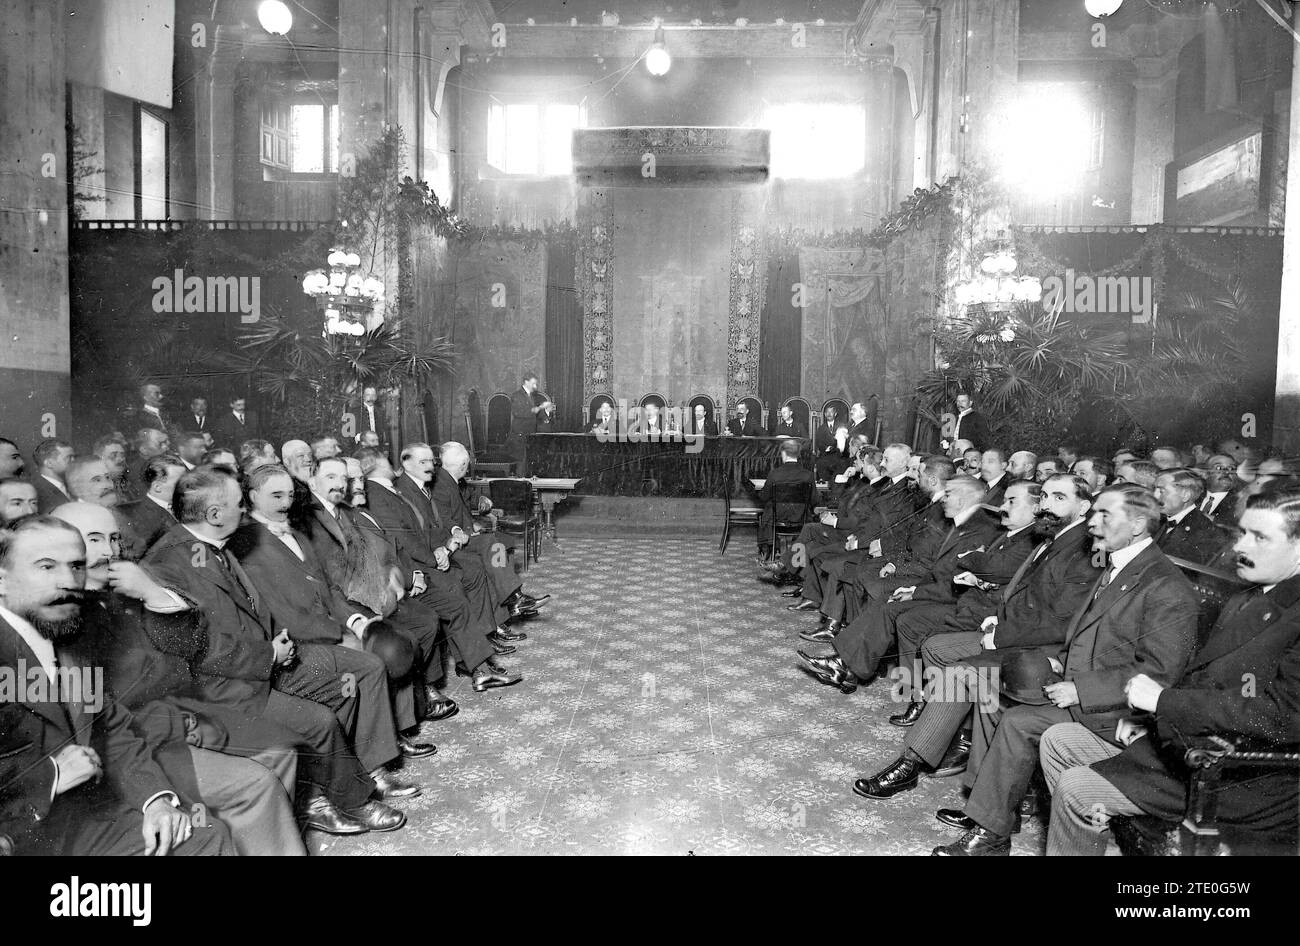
[{"left": 320, "top": 536, "right": 1047, "bottom": 856}]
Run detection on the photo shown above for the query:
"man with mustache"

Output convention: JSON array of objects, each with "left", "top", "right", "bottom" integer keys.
[
  {"left": 0, "top": 478, "right": 39, "bottom": 525},
  {"left": 66, "top": 457, "right": 120, "bottom": 508},
  {"left": 1152, "top": 467, "right": 1227, "bottom": 565},
  {"left": 228, "top": 464, "right": 429, "bottom": 798},
  {"left": 849, "top": 475, "right": 1099, "bottom": 799},
  {"left": 358, "top": 448, "right": 518, "bottom": 697},
  {"left": 1199, "top": 453, "right": 1242, "bottom": 526},
  {"left": 50, "top": 502, "right": 306, "bottom": 855},
  {"left": 0, "top": 515, "right": 234, "bottom": 855},
  {"left": 32, "top": 438, "right": 75, "bottom": 513},
  {"left": 799, "top": 475, "right": 999, "bottom": 694},
  {"left": 0, "top": 437, "right": 25, "bottom": 478},
  {"left": 1042, "top": 478, "right": 1300, "bottom": 854},
  {"left": 932, "top": 483, "right": 1198, "bottom": 855},
  {"left": 144, "top": 468, "right": 404, "bottom": 835}
]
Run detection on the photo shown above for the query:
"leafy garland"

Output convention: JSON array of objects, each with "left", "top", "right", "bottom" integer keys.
[{"left": 764, "top": 177, "right": 958, "bottom": 255}]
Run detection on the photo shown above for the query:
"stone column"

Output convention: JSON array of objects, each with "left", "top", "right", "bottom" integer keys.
[
  {"left": 193, "top": 26, "right": 240, "bottom": 219},
  {"left": 1130, "top": 54, "right": 1179, "bottom": 225}
]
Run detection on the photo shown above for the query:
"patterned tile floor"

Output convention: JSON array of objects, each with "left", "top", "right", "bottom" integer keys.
[{"left": 320, "top": 536, "right": 1048, "bottom": 856}]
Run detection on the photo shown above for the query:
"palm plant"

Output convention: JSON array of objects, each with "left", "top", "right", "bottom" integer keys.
[{"left": 229, "top": 306, "right": 455, "bottom": 443}]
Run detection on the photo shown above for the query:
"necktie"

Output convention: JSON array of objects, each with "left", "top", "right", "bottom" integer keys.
[
  {"left": 1094, "top": 566, "right": 1113, "bottom": 599},
  {"left": 236, "top": 412, "right": 245, "bottom": 424},
  {"left": 218, "top": 547, "right": 261, "bottom": 613},
  {"left": 1201, "top": 495, "right": 1214, "bottom": 514}
]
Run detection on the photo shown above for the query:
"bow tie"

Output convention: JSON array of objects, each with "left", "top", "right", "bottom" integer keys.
[{"left": 263, "top": 520, "right": 293, "bottom": 537}]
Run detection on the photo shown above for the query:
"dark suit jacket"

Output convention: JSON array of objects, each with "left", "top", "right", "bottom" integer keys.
[
  {"left": 187, "top": 413, "right": 209, "bottom": 433},
  {"left": 227, "top": 520, "right": 356, "bottom": 645},
  {"left": 119, "top": 496, "right": 176, "bottom": 560},
  {"left": 1093, "top": 576, "right": 1300, "bottom": 834},
  {"left": 1157, "top": 508, "right": 1227, "bottom": 565},
  {"left": 33, "top": 475, "right": 71, "bottom": 514},
  {"left": 981, "top": 473, "right": 1011, "bottom": 509},
  {"left": 394, "top": 474, "right": 454, "bottom": 548},
  {"left": 689, "top": 417, "right": 718, "bottom": 437},
  {"left": 295, "top": 493, "right": 403, "bottom": 618},
  {"left": 532, "top": 391, "right": 554, "bottom": 433},
  {"left": 131, "top": 407, "right": 169, "bottom": 434},
  {"left": 992, "top": 522, "right": 1103, "bottom": 649},
  {"left": 953, "top": 410, "right": 990, "bottom": 450},
  {"left": 1204, "top": 490, "right": 1240, "bottom": 528},
  {"left": 814, "top": 423, "right": 840, "bottom": 456},
  {"left": 430, "top": 468, "right": 478, "bottom": 535},
  {"left": 771, "top": 419, "right": 807, "bottom": 439},
  {"left": 0, "top": 615, "right": 177, "bottom": 854},
  {"left": 846, "top": 419, "right": 873, "bottom": 447},
  {"left": 758, "top": 462, "right": 815, "bottom": 536},
  {"left": 210, "top": 410, "right": 259, "bottom": 448},
  {"left": 727, "top": 416, "right": 764, "bottom": 437},
  {"left": 366, "top": 479, "right": 439, "bottom": 579},
  {"left": 142, "top": 525, "right": 277, "bottom": 715},
  {"left": 347, "top": 401, "right": 388, "bottom": 442},
  {"left": 944, "top": 525, "right": 1039, "bottom": 620},
  {"left": 899, "top": 509, "right": 1003, "bottom": 603},
  {"left": 1056, "top": 541, "right": 1199, "bottom": 738},
  {"left": 506, "top": 388, "right": 537, "bottom": 458}
]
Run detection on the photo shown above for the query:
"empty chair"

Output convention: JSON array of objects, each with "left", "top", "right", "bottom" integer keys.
[{"left": 489, "top": 478, "right": 541, "bottom": 567}]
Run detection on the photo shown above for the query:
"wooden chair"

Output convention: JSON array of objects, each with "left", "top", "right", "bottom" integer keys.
[
  {"left": 687, "top": 394, "right": 718, "bottom": 434},
  {"left": 740, "top": 395, "right": 767, "bottom": 433},
  {"left": 720, "top": 486, "right": 763, "bottom": 554},
  {"left": 466, "top": 389, "right": 486, "bottom": 456},
  {"left": 489, "top": 478, "right": 541, "bottom": 567},
  {"left": 586, "top": 394, "right": 615, "bottom": 428},
  {"left": 766, "top": 480, "right": 816, "bottom": 557}
]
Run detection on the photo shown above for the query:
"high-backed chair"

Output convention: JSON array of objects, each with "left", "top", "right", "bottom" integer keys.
[
  {"left": 486, "top": 392, "right": 512, "bottom": 449},
  {"left": 586, "top": 394, "right": 615, "bottom": 429},
  {"left": 466, "top": 389, "right": 486, "bottom": 456},
  {"left": 822, "top": 398, "right": 850, "bottom": 430},
  {"left": 688, "top": 394, "right": 719, "bottom": 435},
  {"left": 740, "top": 396, "right": 767, "bottom": 433},
  {"left": 780, "top": 395, "right": 814, "bottom": 437}
]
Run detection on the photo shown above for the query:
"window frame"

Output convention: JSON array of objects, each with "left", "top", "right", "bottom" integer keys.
[
  {"left": 260, "top": 94, "right": 340, "bottom": 177},
  {"left": 134, "top": 104, "right": 170, "bottom": 221},
  {"left": 484, "top": 95, "right": 588, "bottom": 179}
]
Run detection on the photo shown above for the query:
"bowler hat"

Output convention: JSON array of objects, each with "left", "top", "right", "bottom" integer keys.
[{"left": 999, "top": 649, "right": 1061, "bottom": 706}]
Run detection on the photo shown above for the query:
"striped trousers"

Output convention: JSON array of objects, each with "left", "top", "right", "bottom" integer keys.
[
  {"left": 899, "top": 631, "right": 985, "bottom": 767},
  {"left": 1040, "top": 722, "right": 1137, "bottom": 856}
]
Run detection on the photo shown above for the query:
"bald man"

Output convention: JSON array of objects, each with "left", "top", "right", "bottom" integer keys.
[{"left": 50, "top": 503, "right": 306, "bottom": 856}]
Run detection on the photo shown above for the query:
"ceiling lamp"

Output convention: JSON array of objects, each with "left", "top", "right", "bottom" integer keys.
[
  {"left": 257, "top": 0, "right": 293, "bottom": 35},
  {"left": 303, "top": 247, "right": 385, "bottom": 338},
  {"left": 1084, "top": 0, "right": 1124, "bottom": 16},
  {"left": 646, "top": 25, "right": 671, "bottom": 76}
]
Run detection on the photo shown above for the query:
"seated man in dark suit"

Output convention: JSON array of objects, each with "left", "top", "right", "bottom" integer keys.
[
  {"left": 979, "top": 448, "right": 1013, "bottom": 508},
  {"left": 848, "top": 476, "right": 1099, "bottom": 800},
  {"left": 756, "top": 439, "right": 815, "bottom": 562},
  {"left": 229, "top": 463, "right": 428, "bottom": 797},
  {"left": 1199, "top": 453, "right": 1243, "bottom": 526},
  {"left": 770, "top": 404, "right": 807, "bottom": 439},
  {"left": 428, "top": 442, "right": 547, "bottom": 619},
  {"left": 1153, "top": 467, "right": 1228, "bottom": 564},
  {"left": 726, "top": 401, "right": 764, "bottom": 437},
  {"left": 813, "top": 407, "right": 846, "bottom": 481},
  {"left": 932, "top": 484, "right": 1199, "bottom": 856},
  {"left": 590, "top": 400, "right": 616, "bottom": 435},
  {"left": 688, "top": 403, "right": 718, "bottom": 437},
  {"left": 800, "top": 475, "right": 1000, "bottom": 693},
  {"left": 0, "top": 516, "right": 234, "bottom": 855},
  {"left": 211, "top": 396, "right": 259, "bottom": 448},
  {"left": 1041, "top": 478, "right": 1300, "bottom": 855},
  {"left": 846, "top": 402, "right": 873, "bottom": 443},
  {"left": 51, "top": 502, "right": 306, "bottom": 856},
  {"left": 144, "top": 468, "right": 405, "bottom": 836}
]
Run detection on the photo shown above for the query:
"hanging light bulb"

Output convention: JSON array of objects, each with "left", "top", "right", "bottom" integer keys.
[
  {"left": 1084, "top": 0, "right": 1124, "bottom": 17},
  {"left": 257, "top": 0, "right": 293, "bottom": 35},
  {"left": 646, "top": 25, "right": 671, "bottom": 76}
]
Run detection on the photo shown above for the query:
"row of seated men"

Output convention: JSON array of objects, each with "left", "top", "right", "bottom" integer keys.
[
  {"left": 0, "top": 432, "right": 548, "bottom": 855},
  {"left": 754, "top": 435, "right": 1300, "bottom": 854},
  {"left": 586, "top": 400, "right": 877, "bottom": 448}
]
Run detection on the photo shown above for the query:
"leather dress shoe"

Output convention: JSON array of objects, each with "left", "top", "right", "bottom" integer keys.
[
  {"left": 889, "top": 700, "right": 925, "bottom": 727},
  {"left": 492, "top": 627, "right": 528, "bottom": 643},
  {"left": 472, "top": 667, "right": 523, "bottom": 692},
  {"left": 852, "top": 757, "right": 920, "bottom": 799},
  {"left": 370, "top": 768, "right": 421, "bottom": 799},
  {"left": 786, "top": 599, "right": 820, "bottom": 612},
  {"left": 490, "top": 638, "right": 517, "bottom": 656},
  {"left": 927, "top": 732, "right": 971, "bottom": 779},
  {"left": 508, "top": 602, "right": 540, "bottom": 620},
  {"left": 399, "top": 735, "right": 437, "bottom": 759},
  {"left": 935, "top": 807, "right": 976, "bottom": 830},
  {"left": 343, "top": 800, "right": 406, "bottom": 832},
  {"left": 931, "top": 825, "right": 1010, "bottom": 856},
  {"left": 780, "top": 587, "right": 804, "bottom": 598},
  {"left": 796, "top": 650, "right": 858, "bottom": 693},
  {"left": 421, "top": 694, "right": 459, "bottom": 722},
  {"left": 798, "top": 625, "right": 838, "bottom": 643},
  {"left": 298, "top": 795, "right": 366, "bottom": 835}
]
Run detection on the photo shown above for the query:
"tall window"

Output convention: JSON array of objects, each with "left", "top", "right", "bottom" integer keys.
[
  {"left": 261, "top": 100, "right": 340, "bottom": 173},
  {"left": 763, "top": 103, "right": 866, "bottom": 179},
  {"left": 487, "top": 100, "right": 586, "bottom": 176},
  {"left": 137, "top": 107, "right": 168, "bottom": 219}
]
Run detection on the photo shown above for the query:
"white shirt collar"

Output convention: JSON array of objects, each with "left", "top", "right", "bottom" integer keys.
[
  {"left": 891, "top": 473, "right": 909, "bottom": 484},
  {"left": 0, "top": 604, "right": 56, "bottom": 682},
  {"left": 367, "top": 476, "right": 395, "bottom": 491},
  {"left": 181, "top": 523, "right": 227, "bottom": 550},
  {"left": 41, "top": 473, "right": 69, "bottom": 495},
  {"left": 313, "top": 491, "right": 337, "bottom": 516},
  {"left": 147, "top": 493, "right": 172, "bottom": 512},
  {"left": 1169, "top": 504, "right": 1194, "bottom": 524},
  {"left": 1007, "top": 523, "right": 1034, "bottom": 538},
  {"left": 143, "top": 404, "right": 161, "bottom": 416},
  {"left": 1108, "top": 536, "right": 1154, "bottom": 576},
  {"left": 958, "top": 407, "right": 972, "bottom": 417},
  {"left": 1054, "top": 517, "right": 1087, "bottom": 539}
]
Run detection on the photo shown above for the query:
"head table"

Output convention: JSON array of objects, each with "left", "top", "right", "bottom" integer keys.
[{"left": 525, "top": 432, "right": 812, "bottom": 498}]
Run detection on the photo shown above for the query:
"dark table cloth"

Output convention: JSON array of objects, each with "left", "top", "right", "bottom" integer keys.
[{"left": 526, "top": 433, "right": 812, "bottom": 498}]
